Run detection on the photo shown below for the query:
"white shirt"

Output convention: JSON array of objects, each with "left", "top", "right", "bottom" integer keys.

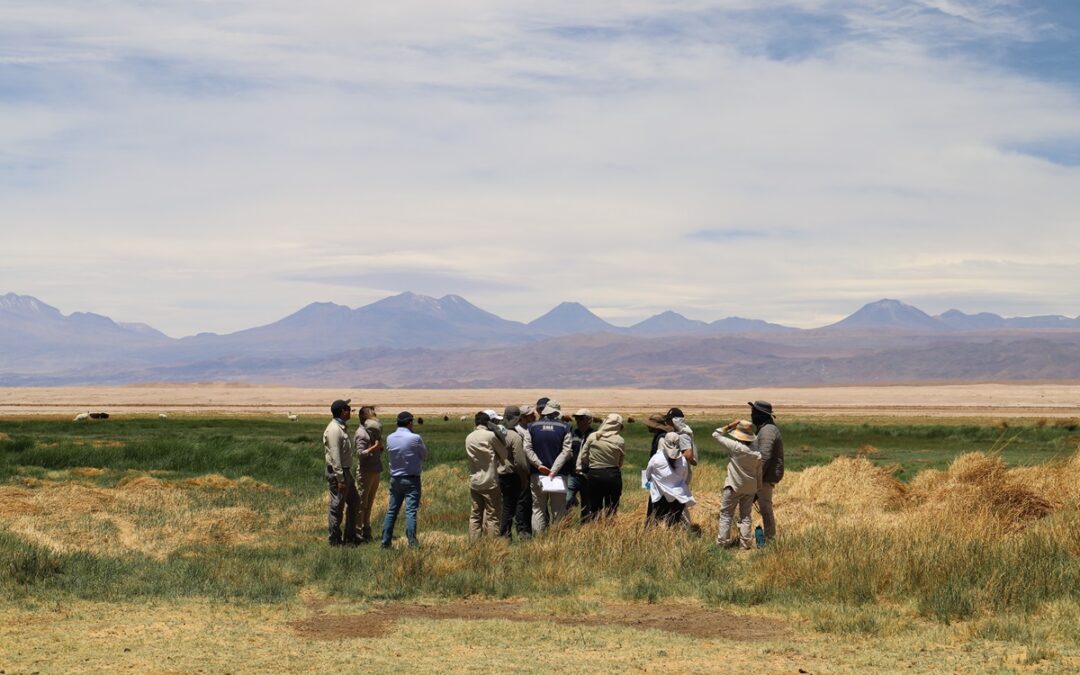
[{"left": 644, "top": 452, "right": 696, "bottom": 505}]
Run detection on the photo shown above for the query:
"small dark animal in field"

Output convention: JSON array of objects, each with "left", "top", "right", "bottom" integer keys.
[
  {"left": 443, "top": 415, "right": 449, "bottom": 422},
  {"left": 627, "top": 416, "right": 635, "bottom": 423},
  {"left": 89, "top": 412, "right": 109, "bottom": 420},
  {"left": 560, "top": 415, "right": 572, "bottom": 423},
  {"left": 417, "top": 417, "right": 424, "bottom": 425}
]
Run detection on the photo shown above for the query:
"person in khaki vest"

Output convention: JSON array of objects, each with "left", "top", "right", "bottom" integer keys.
[{"left": 465, "top": 410, "right": 509, "bottom": 539}]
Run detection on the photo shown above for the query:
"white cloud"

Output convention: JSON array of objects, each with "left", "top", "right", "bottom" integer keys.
[{"left": 1, "top": 1, "right": 1078, "bottom": 334}]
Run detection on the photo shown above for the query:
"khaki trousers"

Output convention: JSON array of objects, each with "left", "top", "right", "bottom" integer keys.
[
  {"left": 356, "top": 471, "right": 381, "bottom": 540},
  {"left": 469, "top": 485, "right": 503, "bottom": 539},
  {"left": 529, "top": 474, "right": 567, "bottom": 533},
  {"left": 717, "top": 487, "right": 755, "bottom": 549}
]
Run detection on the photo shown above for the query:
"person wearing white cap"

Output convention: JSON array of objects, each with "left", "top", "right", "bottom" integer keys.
[
  {"left": 566, "top": 409, "right": 594, "bottom": 521},
  {"left": 644, "top": 432, "right": 695, "bottom": 527},
  {"left": 523, "top": 399, "right": 573, "bottom": 533},
  {"left": 465, "top": 410, "right": 509, "bottom": 539},
  {"left": 712, "top": 420, "right": 764, "bottom": 549}
]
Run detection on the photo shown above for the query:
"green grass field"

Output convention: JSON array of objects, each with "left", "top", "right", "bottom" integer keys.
[{"left": 2, "top": 415, "right": 1079, "bottom": 672}]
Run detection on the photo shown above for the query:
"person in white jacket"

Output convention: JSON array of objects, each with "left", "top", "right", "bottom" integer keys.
[
  {"left": 644, "top": 432, "right": 695, "bottom": 527},
  {"left": 712, "top": 420, "right": 763, "bottom": 549}
]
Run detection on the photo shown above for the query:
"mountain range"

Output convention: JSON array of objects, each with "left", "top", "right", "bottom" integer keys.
[{"left": 2, "top": 291, "right": 1079, "bottom": 387}]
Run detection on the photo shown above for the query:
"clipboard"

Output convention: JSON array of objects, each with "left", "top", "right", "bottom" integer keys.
[{"left": 539, "top": 475, "right": 567, "bottom": 493}]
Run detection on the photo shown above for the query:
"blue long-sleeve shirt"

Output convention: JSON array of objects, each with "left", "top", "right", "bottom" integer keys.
[{"left": 386, "top": 427, "right": 428, "bottom": 477}]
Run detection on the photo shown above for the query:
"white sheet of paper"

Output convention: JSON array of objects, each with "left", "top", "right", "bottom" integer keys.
[
  {"left": 539, "top": 475, "right": 566, "bottom": 493},
  {"left": 641, "top": 470, "right": 649, "bottom": 489}
]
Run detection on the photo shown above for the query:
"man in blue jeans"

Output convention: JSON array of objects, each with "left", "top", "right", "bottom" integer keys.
[{"left": 381, "top": 411, "right": 428, "bottom": 548}]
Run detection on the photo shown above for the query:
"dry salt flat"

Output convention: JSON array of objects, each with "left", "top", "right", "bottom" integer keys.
[{"left": 3, "top": 382, "right": 1080, "bottom": 417}]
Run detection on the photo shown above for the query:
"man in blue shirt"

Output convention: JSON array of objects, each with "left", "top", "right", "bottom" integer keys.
[
  {"left": 381, "top": 411, "right": 428, "bottom": 548},
  {"left": 523, "top": 400, "right": 574, "bottom": 533}
]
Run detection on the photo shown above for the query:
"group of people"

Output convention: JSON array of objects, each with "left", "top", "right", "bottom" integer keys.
[{"left": 321, "top": 395, "right": 784, "bottom": 550}]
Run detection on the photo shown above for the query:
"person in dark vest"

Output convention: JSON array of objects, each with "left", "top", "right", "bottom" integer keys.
[
  {"left": 749, "top": 400, "right": 784, "bottom": 542},
  {"left": 523, "top": 399, "right": 573, "bottom": 533}
]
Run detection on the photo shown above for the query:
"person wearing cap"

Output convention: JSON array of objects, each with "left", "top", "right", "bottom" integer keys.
[
  {"left": 511, "top": 405, "right": 537, "bottom": 536},
  {"left": 353, "top": 405, "right": 383, "bottom": 543},
  {"left": 566, "top": 409, "right": 595, "bottom": 520},
  {"left": 466, "top": 410, "right": 510, "bottom": 539},
  {"left": 749, "top": 400, "right": 784, "bottom": 542},
  {"left": 523, "top": 399, "right": 574, "bottom": 533},
  {"left": 323, "top": 399, "right": 359, "bottom": 547},
  {"left": 712, "top": 420, "right": 764, "bottom": 549},
  {"left": 498, "top": 405, "right": 532, "bottom": 538},
  {"left": 577, "top": 413, "right": 625, "bottom": 522},
  {"left": 644, "top": 432, "right": 696, "bottom": 527},
  {"left": 381, "top": 411, "right": 428, "bottom": 548}
]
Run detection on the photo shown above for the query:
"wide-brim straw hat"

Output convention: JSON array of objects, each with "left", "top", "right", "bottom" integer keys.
[
  {"left": 729, "top": 419, "right": 757, "bottom": 443},
  {"left": 644, "top": 413, "right": 675, "bottom": 433}
]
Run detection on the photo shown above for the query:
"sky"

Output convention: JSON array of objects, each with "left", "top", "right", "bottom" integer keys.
[{"left": 2, "top": 0, "right": 1079, "bottom": 337}]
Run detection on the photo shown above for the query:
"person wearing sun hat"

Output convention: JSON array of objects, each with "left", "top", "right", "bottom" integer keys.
[
  {"left": 712, "top": 419, "right": 764, "bottom": 550},
  {"left": 644, "top": 431, "right": 696, "bottom": 527},
  {"left": 749, "top": 400, "right": 784, "bottom": 542},
  {"left": 566, "top": 408, "right": 595, "bottom": 520}
]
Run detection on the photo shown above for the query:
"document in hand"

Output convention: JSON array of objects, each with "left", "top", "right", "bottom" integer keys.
[
  {"left": 539, "top": 475, "right": 567, "bottom": 493},
  {"left": 641, "top": 470, "right": 650, "bottom": 489}
]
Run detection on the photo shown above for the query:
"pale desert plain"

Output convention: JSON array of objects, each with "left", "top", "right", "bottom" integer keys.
[{"left": 4, "top": 381, "right": 1080, "bottom": 418}]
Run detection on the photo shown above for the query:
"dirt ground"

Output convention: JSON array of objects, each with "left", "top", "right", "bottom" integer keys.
[
  {"left": 290, "top": 597, "right": 788, "bottom": 641},
  {"left": 4, "top": 382, "right": 1080, "bottom": 417},
  {"left": 2, "top": 596, "right": 1067, "bottom": 674}
]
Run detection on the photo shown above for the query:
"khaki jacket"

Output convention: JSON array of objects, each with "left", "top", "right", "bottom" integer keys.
[
  {"left": 712, "top": 431, "right": 762, "bottom": 496},
  {"left": 466, "top": 425, "right": 509, "bottom": 492},
  {"left": 577, "top": 432, "right": 625, "bottom": 472},
  {"left": 498, "top": 427, "right": 531, "bottom": 486},
  {"left": 323, "top": 419, "right": 354, "bottom": 480}
]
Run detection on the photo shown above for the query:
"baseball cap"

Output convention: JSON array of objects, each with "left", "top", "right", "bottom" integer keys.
[
  {"left": 482, "top": 408, "right": 503, "bottom": 422},
  {"left": 330, "top": 399, "right": 351, "bottom": 417},
  {"left": 573, "top": 408, "right": 592, "bottom": 418},
  {"left": 396, "top": 411, "right": 414, "bottom": 425},
  {"left": 541, "top": 400, "right": 561, "bottom": 416}
]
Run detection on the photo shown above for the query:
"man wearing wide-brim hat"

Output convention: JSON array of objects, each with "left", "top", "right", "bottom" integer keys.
[
  {"left": 749, "top": 400, "right": 784, "bottom": 542},
  {"left": 712, "top": 419, "right": 763, "bottom": 550}
]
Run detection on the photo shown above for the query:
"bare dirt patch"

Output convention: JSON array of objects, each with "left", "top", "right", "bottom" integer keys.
[{"left": 290, "top": 599, "right": 787, "bottom": 641}]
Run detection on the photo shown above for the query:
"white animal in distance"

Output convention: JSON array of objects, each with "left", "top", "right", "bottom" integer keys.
[
  {"left": 287, "top": 412, "right": 299, "bottom": 421},
  {"left": 73, "top": 411, "right": 90, "bottom": 422}
]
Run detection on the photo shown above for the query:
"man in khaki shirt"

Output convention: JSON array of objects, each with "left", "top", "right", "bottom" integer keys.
[
  {"left": 466, "top": 410, "right": 509, "bottom": 539},
  {"left": 323, "top": 398, "right": 358, "bottom": 547},
  {"left": 497, "top": 405, "right": 531, "bottom": 538}
]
